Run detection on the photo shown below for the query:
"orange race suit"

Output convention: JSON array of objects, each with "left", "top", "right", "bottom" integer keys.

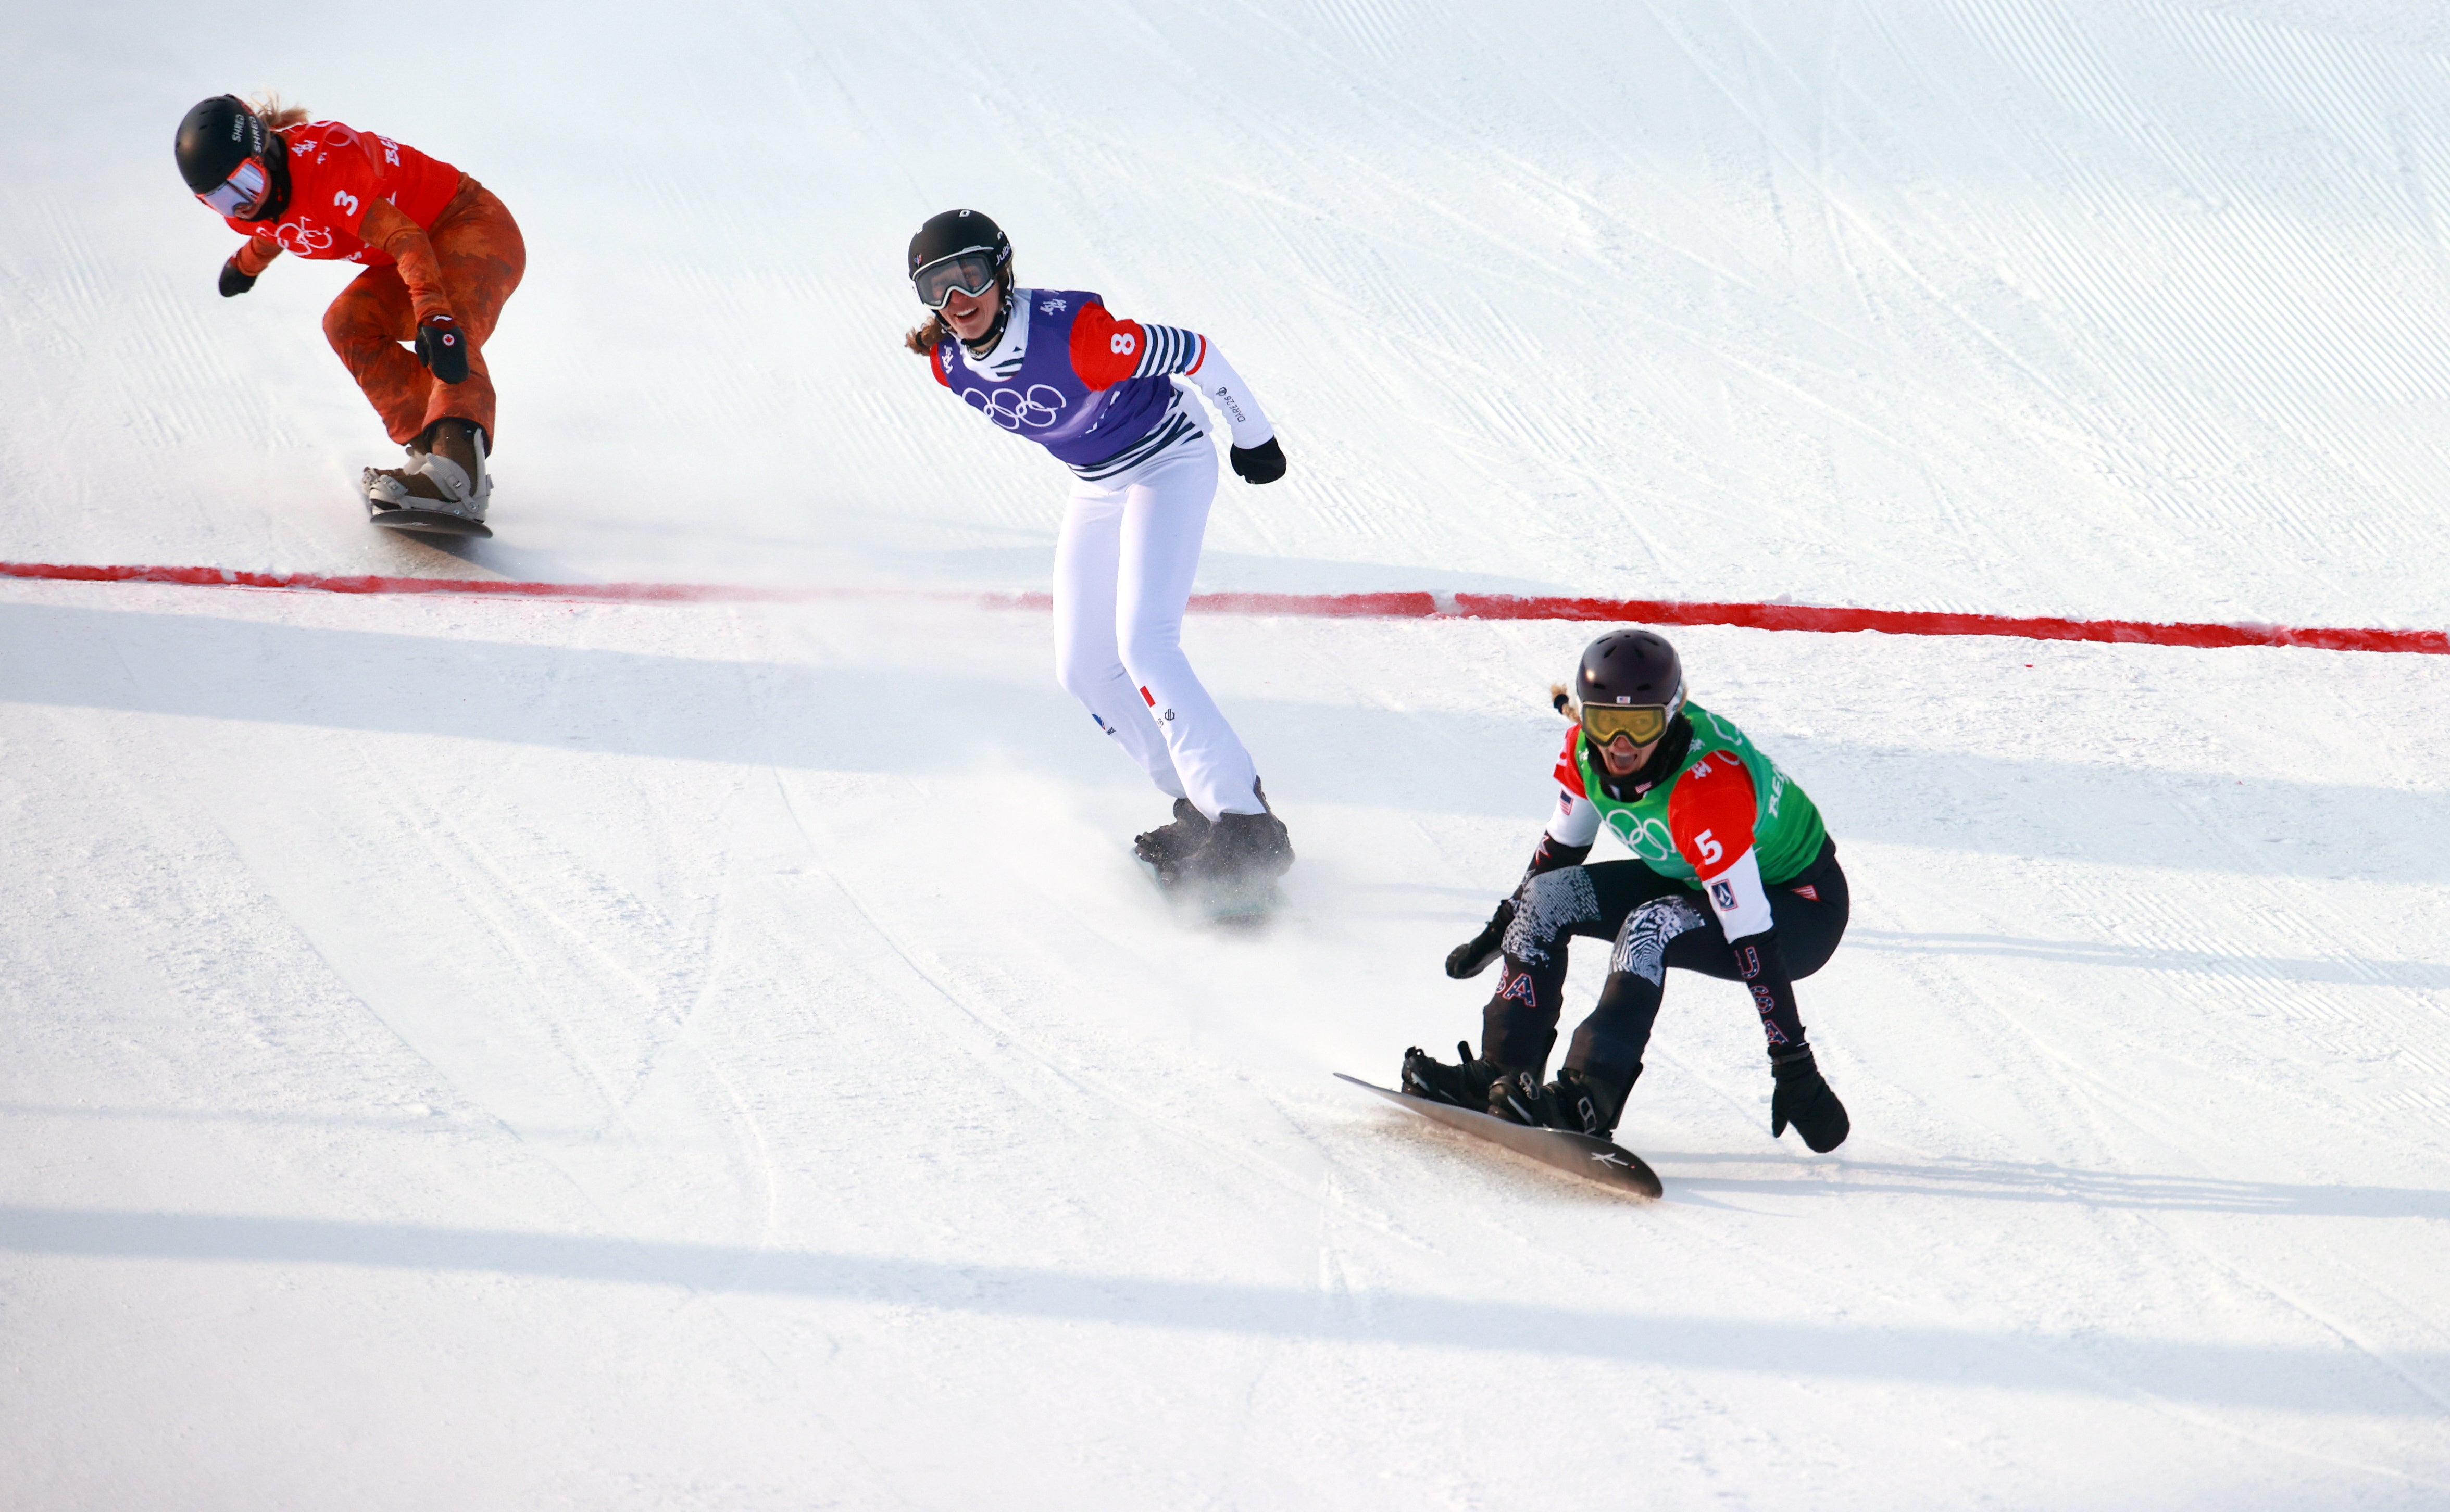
[{"left": 223, "top": 120, "right": 523, "bottom": 446}]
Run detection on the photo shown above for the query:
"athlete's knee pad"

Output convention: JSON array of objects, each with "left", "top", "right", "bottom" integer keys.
[
  {"left": 1499, "top": 867, "right": 1602, "bottom": 969},
  {"left": 1609, "top": 894, "right": 1711, "bottom": 985}
]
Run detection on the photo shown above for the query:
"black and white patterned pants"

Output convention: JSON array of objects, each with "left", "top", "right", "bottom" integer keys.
[{"left": 1482, "top": 837, "right": 1849, "bottom": 1093}]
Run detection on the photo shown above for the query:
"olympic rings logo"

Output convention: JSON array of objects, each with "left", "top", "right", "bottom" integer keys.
[
  {"left": 274, "top": 221, "right": 335, "bottom": 255},
  {"left": 964, "top": 383, "right": 1068, "bottom": 431},
  {"left": 1607, "top": 810, "right": 1676, "bottom": 864}
]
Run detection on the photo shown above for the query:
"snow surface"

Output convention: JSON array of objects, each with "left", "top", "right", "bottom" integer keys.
[{"left": 5, "top": 1, "right": 2449, "bottom": 1507}]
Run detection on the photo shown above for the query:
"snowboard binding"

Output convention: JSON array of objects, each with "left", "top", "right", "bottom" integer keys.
[{"left": 365, "top": 419, "right": 493, "bottom": 537}]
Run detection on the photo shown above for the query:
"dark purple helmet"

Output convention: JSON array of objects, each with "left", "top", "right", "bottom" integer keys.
[{"left": 1572, "top": 629, "right": 1685, "bottom": 747}]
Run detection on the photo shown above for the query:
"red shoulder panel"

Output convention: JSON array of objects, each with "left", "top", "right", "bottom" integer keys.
[
  {"left": 1552, "top": 727, "right": 1588, "bottom": 799},
  {"left": 930, "top": 342, "right": 953, "bottom": 388},
  {"left": 1068, "top": 301, "right": 1146, "bottom": 390},
  {"left": 1666, "top": 749, "right": 1758, "bottom": 880}
]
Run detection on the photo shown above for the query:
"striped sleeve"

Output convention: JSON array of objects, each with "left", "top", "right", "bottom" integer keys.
[
  {"left": 1130, "top": 322, "right": 1205, "bottom": 377},
  {"left": 1070, "top": 301, "right": 1208, "bottom": 390}
]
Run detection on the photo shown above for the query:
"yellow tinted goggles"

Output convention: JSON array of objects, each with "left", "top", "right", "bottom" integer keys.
[{"left": 1581, "top": 701, "right": 1672, "bottom": 746}]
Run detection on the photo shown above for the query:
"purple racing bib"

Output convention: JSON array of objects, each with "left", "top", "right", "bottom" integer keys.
[{"left": 934, "top": 289, "right": 1178, "bottom": 469}]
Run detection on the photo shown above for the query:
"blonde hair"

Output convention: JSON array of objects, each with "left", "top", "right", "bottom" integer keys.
[
  {"left": 903, "top": 263, "right": 1015, "bottom": 355},
  {"left": 248, "top": 92, "right": 310, "bottom": 131}
]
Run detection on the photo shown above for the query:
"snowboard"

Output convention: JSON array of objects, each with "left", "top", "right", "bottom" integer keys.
[
  {"left": 369, "top": 505, "right": 493, "bottom": 538},
  {"left": 1135, "top": 853, "right": 1279, "bottom": 930},
  {"left": 1335, "top": 1072, "right": 1662, "bottom": 1199}
]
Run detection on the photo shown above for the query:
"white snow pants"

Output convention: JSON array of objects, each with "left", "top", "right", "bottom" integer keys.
[{"left": 1052, "top": 442, "right": 1265, "bottom": 818}]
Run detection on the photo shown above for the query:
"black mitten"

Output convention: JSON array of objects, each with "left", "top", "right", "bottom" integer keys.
[
  {"left": 218, "top": 258, "right": 257, "bottom": 298},
  {"left": 415, "top": 315, "right": 470, "bottom": 384},
  {"left": 1229, "top": 436, "right": 1285, "bottom": 484},
  {"left": 1770, "top": 1047, "right": 1850, "bottom": 1152},
  {"left": 1444, "top": 898, "right": 1515, "bottom": 979}
]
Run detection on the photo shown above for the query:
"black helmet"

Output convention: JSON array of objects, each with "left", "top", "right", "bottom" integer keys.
[
  {"left": 176, "top": 95, "right": 268, "bottom": 193},
  {"left": 907, "top": 208, "right": 1013, "bottom": 311},
  {"left": 908, "top": 208, "right": 1009, "bottom": 278},
  {"left": 1572, "top": 629, "right": 1685, "bottom": 747}
]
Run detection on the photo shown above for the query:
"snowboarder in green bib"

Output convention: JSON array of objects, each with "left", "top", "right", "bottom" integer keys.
[{"left": 1403, "top": 629, "right": 1853, "bottom": 1152}]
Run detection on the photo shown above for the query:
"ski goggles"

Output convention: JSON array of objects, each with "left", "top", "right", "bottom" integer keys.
[
  {"left": 197, "top": 157, "right": 271, "bottom": 218},
  {"left": 911, "top": 249, "right": 1005, "bottom": 309},
  {"left": 1581, "top": 700, "right": 1676, "bottom": 747}
]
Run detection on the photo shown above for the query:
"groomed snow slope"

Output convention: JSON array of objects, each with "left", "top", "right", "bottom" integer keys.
[{"left": 4, "top": 2, "right": 2449, "bottom": 1508}]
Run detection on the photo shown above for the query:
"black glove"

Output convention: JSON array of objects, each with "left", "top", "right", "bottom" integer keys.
[
  {"left": 1769, "top": 1048, "right": 1850, "bottom": 1153},
  {"left": 218, "top": 258, "right": 257, "bottom": 298},
  {"left": 1444, "top": 898, "right": 1515, "bottom": 979},
  {"left": 1229, "top": 436, "right": 1285, "bottom": 484},
  {"left": 415, "top": 315, "right": 470, "bottom": 384}
]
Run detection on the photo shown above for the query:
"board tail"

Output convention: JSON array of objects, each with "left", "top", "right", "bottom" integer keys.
[{"left": 1336, "top": 1073, "right": 1661, "bottom": 1199}]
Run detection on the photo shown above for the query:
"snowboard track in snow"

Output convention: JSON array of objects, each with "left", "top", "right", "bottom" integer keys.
[{"left": 4, "top": 559, "right": 2441, "bottom": 655}]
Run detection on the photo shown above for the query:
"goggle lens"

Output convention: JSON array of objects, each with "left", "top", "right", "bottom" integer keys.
[
  {"left": 1582, "top": 702, "right": 1671, "bottom": 747},
  {"left": 913, "top": 250, "right": 1002, "bottom": 309},
  {"left": 198, "top": 158, "right": 269, "bottom": 217}
]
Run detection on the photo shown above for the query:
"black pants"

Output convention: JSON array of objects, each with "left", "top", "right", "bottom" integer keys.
[{"left": 1482, "top": 838, "right": 1849, "bottom": 1095}]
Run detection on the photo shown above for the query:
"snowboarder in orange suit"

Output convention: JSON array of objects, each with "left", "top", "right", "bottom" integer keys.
[{"left": 176, "top": 94, "right": 524, "bottom": 536}]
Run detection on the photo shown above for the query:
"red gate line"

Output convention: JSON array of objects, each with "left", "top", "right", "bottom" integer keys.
[
  {"left": 2, "top": 559, "right": 2441, "bottom": 654},
  {"left": 1441, "top": 593, "right": 2449, "bottom": 654}
]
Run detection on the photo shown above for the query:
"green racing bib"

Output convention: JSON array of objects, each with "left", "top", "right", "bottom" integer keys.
[{"left": 1572, "top": 703, "right": 1827, "bottom": 886}]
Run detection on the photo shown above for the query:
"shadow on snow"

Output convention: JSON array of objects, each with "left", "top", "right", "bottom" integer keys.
[
  {"left": 2, "top": 600, "right": 2443, "bottom": 885},
  {"left": 1, "top": 1204, "right": 2442, "bottom": 1417}
]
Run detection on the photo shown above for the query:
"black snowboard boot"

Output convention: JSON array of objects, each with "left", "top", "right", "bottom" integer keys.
[
  {"left": 1196, "top": 811, "right": 1292, "bottom": 874},
  {"left": 1554, "top": 1066, "right": 1629, "bottom": 1137},
  {"left": 1495, "top": 1067, "right": 1623, "bottom": 1136},
  {"left": 1182, "top": 782, "right": 1293, "bottom": 894},
  {"left": 1770, "top": 1047, "right": 1850, "bottom": 1153},
  {"left": 1492, "top": 1069, "right": 1563, "bottom": 1129},
  {"left": 1132, "top": 798, "right": 1211, "bottom": 886},
  {"left": 1401, "top": 1041, "right": 1511, "bottom": 1110}
]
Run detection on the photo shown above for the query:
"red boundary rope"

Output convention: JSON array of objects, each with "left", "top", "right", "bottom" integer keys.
[{"left": 3, "top": 559, "right": 2440, "bottom": 654}]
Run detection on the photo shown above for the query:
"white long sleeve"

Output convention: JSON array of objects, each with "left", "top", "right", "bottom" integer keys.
[{"left": 1183, "top": 341, "right": 1275, "bottom": 449}]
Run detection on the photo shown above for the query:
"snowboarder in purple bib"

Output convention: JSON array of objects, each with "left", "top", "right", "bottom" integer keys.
[
  {"left": 1402, "top": 631, "right": 1854, "bottom": 1153},
  {"left": 904, "top": 209, "right": 1293, "bottom": 903}
]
